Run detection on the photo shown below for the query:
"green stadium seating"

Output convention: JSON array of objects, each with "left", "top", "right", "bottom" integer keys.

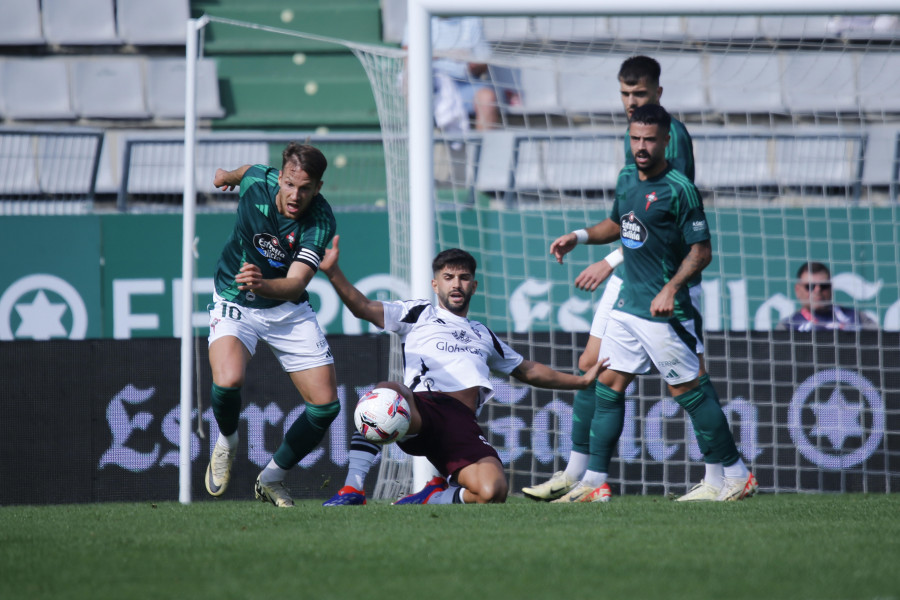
[
  {"left": 191, "top": 2, "right": 382, "bottom": 53},
  {"left": 189, "top": 1, "right": 384, "bottom": 131}
]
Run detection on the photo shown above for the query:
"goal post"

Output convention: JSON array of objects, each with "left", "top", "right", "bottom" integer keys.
[
  {"left": 396, "top": 0, "right": 900, "bottom": 497},
  {"left": 179, "top": 3, "right": 900, "bottom": 502}
]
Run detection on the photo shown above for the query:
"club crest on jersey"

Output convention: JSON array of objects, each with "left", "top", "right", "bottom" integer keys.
[
  {"left": 620, "top": 211, "right": 647, "bottom": 249},
  {"left": 253, "top": 233, "right": 287, "bottom": 268},
  {"left": 452, "top": 330, "right": 472, "bottom": 343},
  {"left": 645, "top": 191, "right": 658, "bottom": 211},
  {"left": 286, "top": 231, "right": 296, "bottom": 249}
]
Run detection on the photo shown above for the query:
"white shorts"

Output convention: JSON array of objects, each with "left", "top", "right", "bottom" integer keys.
[
  {"left": 208, "top": 292, "right": 333, "bottom": 373},
  {"left": 589, "top": 274, "right": 623, "bottom": 339},
  {"left": 589, "top": 276, "right": 705, "bottom": 356},
  {"left": 599, "top": 310, "right": 701, "bottom": 385}
]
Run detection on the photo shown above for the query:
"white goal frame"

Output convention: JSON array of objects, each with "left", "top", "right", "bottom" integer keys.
[{"left": 178, "top": 0, "right": 898, "bottom": 503}]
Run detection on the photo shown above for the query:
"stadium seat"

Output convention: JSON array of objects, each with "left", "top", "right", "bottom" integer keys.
[
  {"left": 781, "top": 53, "right": 857, "bottom": 114},
  {"left": 0, "top": 134, "right": 40, "bottom": 194},
  {"left": 0, "top": 58, "right": 77, "bottom": 120},
  {"left": 758, "top": 16, "right": 834, "bottom": 40},
  {"left": 475, "top": 131, "right": 515, "bottom": 192},
  {"left": 0, "top": 0, "right": 44, "bottom": 45},
  {"left": 609, "top": 16, "right": 684, "bottom": 40},
  {"left": 860, "top": 125, "right": 900, "bottom": 187},
  {"left": 532, "top": 17, "right": 611, "bottom": 41},
  {"left": 116, "top": 0, "right": 189, "bottom": 46},
  {"left": 706, "top": 53, "right": 784, "bottom": 115},
  {"left": 857, "top": 52, "right": 900, "bottom": 114},
  {"left": 71, "top": 58, "right": 150, "bottom": 119},
  {"left": 773, "top": 133, "right": 865, "bottom": 189},
  {"left": 197, "top": 4, "right": 381, "bottom": 53},
  {"left": 482, "top": 17, "right": 533, "bottom": 42},
  {"left": 654, "top": 53, "right": 709, "bottom": 113},
  {"left": 505, "top": 59, "right": 559, "bottom": 114},
  {"left": 557, "top": 55, "right": 629, "bottom": 114},
  {"left": 693, "top": 133, "right": 775, "bottom": 189},
  {"left": 41, "top": 0, "right": 120, "bottom": 45},
  {"left": 146, "top": 58, "right": 225, "bottom": 119},
  {"left": 513, "top": 132, "right": 621, "bottom": 192},
  {"left": 684, "top": 16, "right": 760, "bottom": 40},
  {"left": 380, "top": 0, "right": 407, "bottom": 44}
]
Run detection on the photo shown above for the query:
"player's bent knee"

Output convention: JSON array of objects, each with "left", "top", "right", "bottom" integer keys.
[{"left": 473, "top": 477, "right": 508, "bottom": 504}]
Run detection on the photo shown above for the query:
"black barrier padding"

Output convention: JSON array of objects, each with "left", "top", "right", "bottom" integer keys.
[
  {"left": 1, "top": 334, "right": 391, "bottom": 505},
  {"left": 1, "top": 332, "right": 897, "bottom": 504}
]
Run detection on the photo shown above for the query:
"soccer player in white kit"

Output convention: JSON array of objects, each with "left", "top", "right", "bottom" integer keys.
[{"left": 319, "top": 238, "right": 607, "bottom": 505}]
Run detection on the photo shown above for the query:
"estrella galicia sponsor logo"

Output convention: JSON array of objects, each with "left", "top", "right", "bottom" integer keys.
[
  {"left": 0, "top": 274, "right": 88, "bottom": 340},
  {"left": 787, "top": 368, "right": 884, "bottom": 469},
  {"left": 692, "top": 220, "right": 707, "bottom": 232},
  {"left": 253, "top": 233, "right": 288, "bottom": 268},
  {"left": 620, "top": 212, "right": 647, "bottom": 249}
]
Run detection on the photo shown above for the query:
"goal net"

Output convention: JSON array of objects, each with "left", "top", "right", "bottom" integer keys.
[
  {"left": 196, "top": 6, "right": 900, "bottom": 499},
  {"left": 353, "top": 6, "right": 900, "bottom": 498}
]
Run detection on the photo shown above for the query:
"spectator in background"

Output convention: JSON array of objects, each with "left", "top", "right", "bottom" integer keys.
[
  {"left": 778, "top": 261, "right": 878, "bottom": 331},
  {"left": 403, "top": 16, "right": 517, "bottom": 132}
]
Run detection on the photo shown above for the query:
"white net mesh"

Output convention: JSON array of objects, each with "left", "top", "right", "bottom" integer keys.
[
  {"left": 203, "top": 12, "right": 900, "bottom": 497},
  {"left": 352, "top": 12, "right": 900, "bottom": 496}
]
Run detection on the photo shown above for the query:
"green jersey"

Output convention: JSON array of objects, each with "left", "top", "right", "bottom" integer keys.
[
  {"left": 214, "top": 164, "right": 336, "bottom": 309},
  {"left": 610, "top": 164, "right": 709, "bottom": 322},
  {"left": 624, "top": 116, "right": 695, "bottom": 182}
]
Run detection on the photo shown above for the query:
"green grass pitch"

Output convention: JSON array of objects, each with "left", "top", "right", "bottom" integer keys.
[{"left": 3, "top": 493, "right": 898, "bottom": 600}]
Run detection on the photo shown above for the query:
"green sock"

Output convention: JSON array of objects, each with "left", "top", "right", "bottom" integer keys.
[
  {"left": 273, "top": 400, "right": 341, "bottom": 469},
  {"left": 586, "top": 383, "right": 625, "bottom": 474},
  {"left": 674, "top": 386, "right": 740, "bottom": 467},
  {"left": 210, "top": 383, "right": 242, "bottom": 437},
  {"left": 571, "top": 380, "right": 595, "bottom": 455},
  {"left": 694, "top": 374, "right": 717, "bottom": 462}
]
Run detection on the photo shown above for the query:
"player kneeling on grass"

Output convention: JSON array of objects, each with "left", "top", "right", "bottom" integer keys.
[{"left": 319, "top": 236, "right": 608, "bottom": 505}]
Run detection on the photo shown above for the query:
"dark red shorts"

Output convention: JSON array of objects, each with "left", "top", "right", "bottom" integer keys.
[{"left": 397, "top": 391, "right": 500, "bottom": 478}]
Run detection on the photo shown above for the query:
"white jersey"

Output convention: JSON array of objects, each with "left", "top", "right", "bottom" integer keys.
[{"left": 381, "top": 299, "right": 524, "bottom": 413}]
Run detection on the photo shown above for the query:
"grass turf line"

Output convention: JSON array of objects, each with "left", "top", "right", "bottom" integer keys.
[{"left": 2, "top": 493, "right": 898, "bottom": 600}]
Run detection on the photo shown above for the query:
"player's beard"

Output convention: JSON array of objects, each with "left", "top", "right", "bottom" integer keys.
[{"left": 439, "top": 288, "right": 472, "bottom": 316}]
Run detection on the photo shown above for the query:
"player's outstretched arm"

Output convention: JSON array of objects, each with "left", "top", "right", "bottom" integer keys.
[
  {"left": 319, "top": 235, "right": 385, "bottom": 329},
  {"left": 550, "top": 219, "right": 622, "bottom": 264},
  {"left": 511, "top": 357, "right": 609, "bottom": 390},
  {"left": 213, "top": 165, "right": 252, "bottom": 192}
]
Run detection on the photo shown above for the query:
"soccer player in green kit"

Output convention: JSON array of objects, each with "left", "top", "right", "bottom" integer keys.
[
  {"left": 525, "top": 56, "right": 745, "bottom": 502},
  {"left": 204, "top": 142, "right": 339, "bottom": 508},
  {"left": 547, "top": 104, "right": 756, "bottom": 502}
]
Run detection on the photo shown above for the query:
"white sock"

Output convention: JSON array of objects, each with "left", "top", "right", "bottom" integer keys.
[
  {"left": 344, "top": 449, "right": 376, "bottom": 490},
  {"left": 564, "top": 451, "right": 589, "bottom": 481},
  {"left": 259, "top": 460, "right": 288, "bottom": 485},
  {"left": 704, "top": 462, "right": 724, "bottom": 488},
  {"left": 582, "top": 470, "right": 607, "bottom": 488},
  {"left": 218, "top": 432, "right": 238, "bottom": 451},
  {"left": 427, "top": 485, "right": 460, "bottom": 505},
  {"left": 724, "top": 459, "right": 749, "bottom": 479}
]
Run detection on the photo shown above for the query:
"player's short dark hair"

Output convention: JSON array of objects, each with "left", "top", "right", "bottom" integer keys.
[
  {"left": 797, "top": 261, "right": 830, "bottom": 279},
  {"left": 629, "top": 103, "right": 671, "bottom": 134},
  {"left": 618, "top": 55, "right": 661, "bottom": 87},
  {"left": 432, "top": 248, "right": 477, "bottom": 275},
  {"left": 282, "top": 142, "right": 328, "bottom": 181}
]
